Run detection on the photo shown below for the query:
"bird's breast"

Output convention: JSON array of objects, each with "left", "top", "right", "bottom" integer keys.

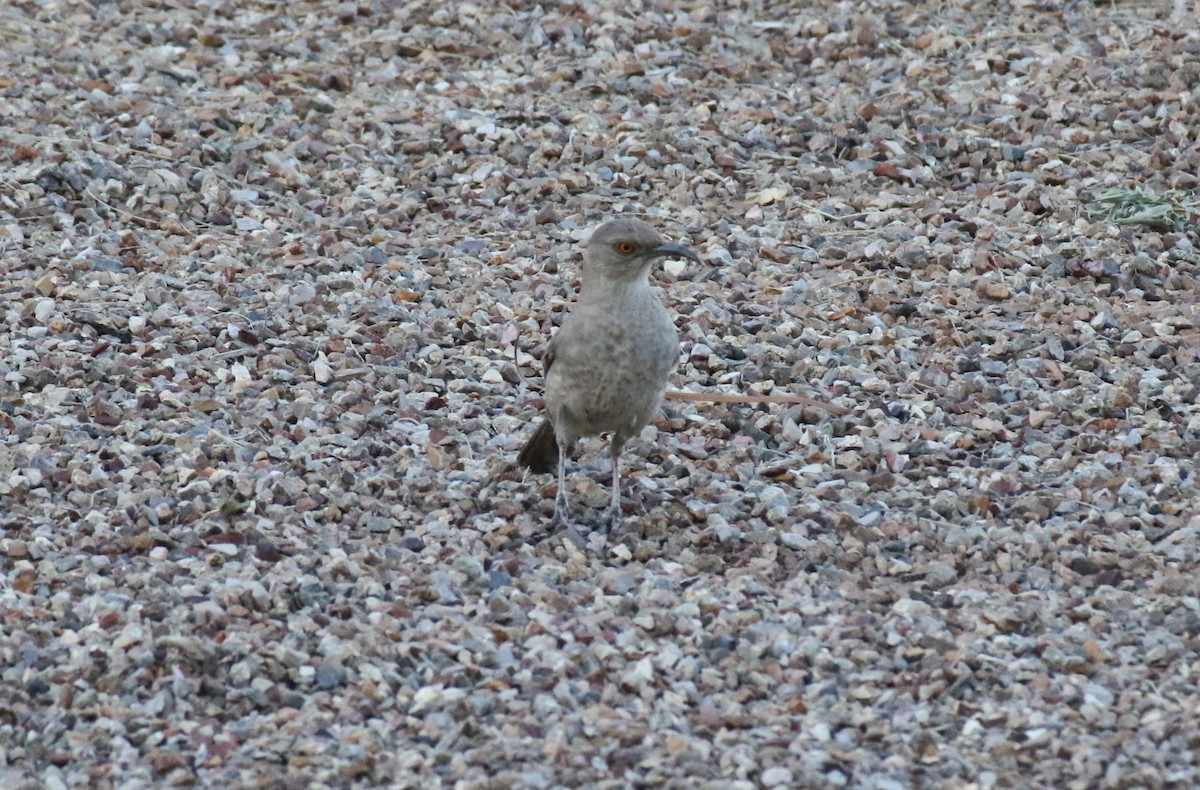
[{"left": 544, "top": 293, "right": 679, "bottom": 436}]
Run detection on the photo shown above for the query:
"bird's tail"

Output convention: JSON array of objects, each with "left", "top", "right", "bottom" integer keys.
[{"left": 517, "top": 419, "right": 558, "bottom": 473}]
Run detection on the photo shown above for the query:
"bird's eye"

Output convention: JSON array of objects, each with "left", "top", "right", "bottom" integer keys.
[{"left": 616, "top": 242, "right": 635, "bottom": 255}]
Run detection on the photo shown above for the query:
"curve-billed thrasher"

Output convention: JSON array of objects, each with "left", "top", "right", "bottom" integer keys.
[{"left": 518, "top": 218, "right": 700, "bottom": 531}]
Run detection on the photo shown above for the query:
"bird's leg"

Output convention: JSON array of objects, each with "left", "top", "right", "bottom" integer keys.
[
  {"left": 546, "top": 440, "right": 590, "bottom": 549},
  {"left": 550, "top": 440, "right": 571, "bottom": 525},
  {"left": 605, "top": 437, "right": 624, "bottom": 533}
]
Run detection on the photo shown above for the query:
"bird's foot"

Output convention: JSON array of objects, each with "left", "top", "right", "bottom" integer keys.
[
  {"left": 602, "top": 507, "right": 623, "bottom": 539},
  {"left": 549, "top": 494, "right": 571, "bottom": 528},
  {"left": 548, "top": 506, "right": 588, "bottom": 549}
]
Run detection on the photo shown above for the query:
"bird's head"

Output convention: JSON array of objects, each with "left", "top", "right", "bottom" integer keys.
[{"left": 583, "top": 218, "right": 700, "bottom": 283}]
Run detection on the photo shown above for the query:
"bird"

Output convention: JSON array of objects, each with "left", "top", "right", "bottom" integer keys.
[{"left": 518, "top": 217, "right": 700, "bottom": 534}]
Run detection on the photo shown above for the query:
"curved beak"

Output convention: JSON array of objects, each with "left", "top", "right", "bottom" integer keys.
[{"left": 651, "top": 241, "right": 701, "bottom": 264}]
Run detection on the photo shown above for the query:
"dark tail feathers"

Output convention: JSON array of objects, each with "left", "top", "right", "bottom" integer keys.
[{"left": 517, "top": 419, "right": 558, "bottom": 473}]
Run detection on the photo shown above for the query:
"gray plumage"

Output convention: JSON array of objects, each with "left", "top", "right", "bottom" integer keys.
[{"left": 518, "top": 218, "right": 699, "bottom": 532}]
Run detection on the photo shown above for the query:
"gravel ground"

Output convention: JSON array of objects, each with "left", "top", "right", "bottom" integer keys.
[{"left": 3, "top": 1, "right": 1200, "bottom": 788}]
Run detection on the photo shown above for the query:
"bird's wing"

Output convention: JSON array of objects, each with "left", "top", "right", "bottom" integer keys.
[{"left": 542, "top": 335, "right": 556, "bottom": 375}]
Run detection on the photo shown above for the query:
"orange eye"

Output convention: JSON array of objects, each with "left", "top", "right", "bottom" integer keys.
[{"left": 616, "top": 242, "right": 635, "bottom": 255}]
